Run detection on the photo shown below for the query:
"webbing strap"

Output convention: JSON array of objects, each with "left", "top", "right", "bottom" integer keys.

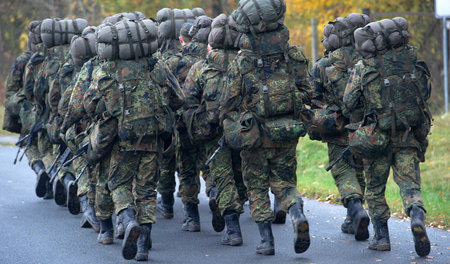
[
  {"left": 238, "top": 0, "right": 258, "bottom": 37},
  {"left": 169, "top": 9, "right": 177, "bottom": 39},
  {"left": 51, "top": 19, "right": 56, "bottom": 48},
  {"left": 224, "top": 20, "right": 233, "bottom": 48},
  {"left": 110, "top": 25, "right": 120, "bottom": 60},
  {"left": 83, "top": 37, "right": 93, "bottom": 58},
  {"left": 135, "top": 21, "right": 145, "bottom": 58},
  {"left": 123, "top": 20, "right": 136, "bottom": 60}
]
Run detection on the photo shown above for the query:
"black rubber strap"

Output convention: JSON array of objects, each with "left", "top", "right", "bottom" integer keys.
[{"left": 110, "top": 25, "right": 120, "bottom": 60}]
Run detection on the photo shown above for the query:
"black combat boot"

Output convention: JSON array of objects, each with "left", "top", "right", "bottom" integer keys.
[
  {"left": 97, "top": 218, "right": 114, "bottom": 245},
  {"left": 80, "top": 195, "right": 100, "bottom": 233},
  {"left": 33, "top": 161, "right": 49, "bottom": 198},
  {"left": 289, "top": 203, "right": 310, "bottom": 254},
  {"left": 368, "top": 220, "right": 391, "bottom": 251},
  {"left": 136, "top": 223, "right": 152, "bottom": 261},
  {"left": 209, "top": 187, "right": 225, "bottom": 232},
  {"left": 53, "top": 176, "right": 66, "bottom": 206},
  {"left": 42, "top": 180, "right": 53, "bottom": 200},
  {"left": 410, "top": 206, "right": 430, "bottom": 257},
  {"left": 272, "top": 196, "right": 286, "bottom": 224},
  {"left": 256, "top": 221, "right": 274, "bottom": 255},
  {"left": 341, "top": 212, "right": 354, "bottom": 234},
  {"left": 222, "top": 211, "right": 243, "bottom": 246},
  {"left": 157, "top": 194, "right": 174, "bottom": 219},
  {"left": 181, "top": 203, "right": 200, "bottom": 232},
  {"left": 115, "top": 216, "right": 125, "bottom": 239},
  {"left": 64, "top": 174, "right": 80, "bottom": 215},
  {"left": 347, "top": 198, "right": 370, "bottom": 240},
  {"left": 119, "top": 207, "right": 141, "bottom": 260}
]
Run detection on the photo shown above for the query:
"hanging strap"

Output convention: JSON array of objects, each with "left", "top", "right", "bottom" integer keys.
[
  {"left": 134, "top": 21, "right": 145, "bottom": 58},
  {"left": 110, "top": 25, "right": 120, "bottom": 60},
  {"left": 123, "top": 20, "right": 136, "bottom": 59}
]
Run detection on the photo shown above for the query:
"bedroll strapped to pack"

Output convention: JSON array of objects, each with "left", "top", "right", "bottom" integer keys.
[
  {"left": 96, "top": 19, "right": 158, "bottom": 60},
  {"left": 71, "top": 27, "right": 97, "bottom": 67},
  {"left": 325, "top": 13, "right": 371, "bottom": 51},
  {"left": 29, "top": 20, "right": 42, "bottom": 44},
  {"left": 102, "top": 12, "right": 146, "bottom": 25},
  {"left": 189, "top": 15, "right": 213, "bottom": 43},
  {"left": 232, "top": 0, "right": 286, "bottom": 34},
  {"left": 41, "top": 18, "right": 88, "bottom": 48},
  {"left": 354, "top": 17, "right": 409, "bottom": 58},
  {"left": 157, "top": 8, "right": 205, "bottom": 40},
  {"left": 208, "top": 14, "right": 242, "bottom": 49}
]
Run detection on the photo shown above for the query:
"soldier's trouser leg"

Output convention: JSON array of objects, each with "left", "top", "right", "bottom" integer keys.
[
  {"left": 75, "top": 157, "right": 90, "bottom": 197},
  {"left": 197, "top": 144, "right": 213, "bottom": 196},
  {"left": 241, "top": 143, "right": 303, "bottom": 223},
  {"left": 25, "top": 142, "right": 43, "bottom": 167},
  {"left": 205, "top": 140, "right": 244, "bottom": 215},
  {"left": 364, "top": 148, "right": 425, "bottom": 222},
  {"left": 38, "top": 131, "right": 56, "bottom": 168},
  {"left": 157, "top": 153, "right": 176, "bottom": 196},
  {"left": 95, "top": 153, "right": 114, "bottom": 221},
  {"left": 327, "top": 143, "right": 364, "bottom": 207},
  {"left": 109, "top": 147, "right": 159, "bottom": 224},
  {"left": 232, "top": 149, "right": 247, "bottom": 204},
  {"left": 177, "top": 132, "right": 200, "bottom": 205}
]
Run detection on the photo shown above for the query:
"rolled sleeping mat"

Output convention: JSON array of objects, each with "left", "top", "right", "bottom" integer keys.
[
  {"left": 157, "top": 8, "right": 205, "bottom": 40},
  {"left": 232, "top": 0, "right": 286, "bottom": 34},
  {"left": 102, "top": 11, "right": 146, "bottom": 25},
  {"left": 71, "top": 27, "right": 97, "bottom": 67},
  {"left": 208, "top": 14, "right": 241, "bottom": 50},
  {"left": 41, "top": 18, "right": 88, "bottom": 48},
  {"left": 96, "top": 18, "right": 158, "bottom": 60},
  {"left": 29, "top": 20, "right": 42, "bottom": 44},
  {"left": 189, "top": 15, "right": 212, "bottom": 43}
]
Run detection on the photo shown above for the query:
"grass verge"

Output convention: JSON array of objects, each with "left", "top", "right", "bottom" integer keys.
[{"left": 297, "top": 114, "right": 449, "bottom": 230}]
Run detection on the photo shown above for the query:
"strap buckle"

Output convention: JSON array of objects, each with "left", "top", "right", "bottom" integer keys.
[{"left": 384, "top": 79, "right": 390, "bottom": 87}]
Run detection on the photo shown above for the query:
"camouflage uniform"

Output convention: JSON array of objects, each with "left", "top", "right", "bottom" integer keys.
[
  {"left": 3, "top": 50, "right": 33, "bottom": 133},
  {"left": 175, "top": 41, "right": 210, "bottom": 205},
  {"left": 220, "top": 34, "right": 312, "bottom": 223},
  {"left": 156, "top": 39, "right": 182, "bottom": 198},
  {"left": 22, "top": 47, "right": 45, "bottom": 167},
  {"left": 183, "top": 49, "right": 247, "bottom": 215},
  {"left": 97, "top": 57, "right": 184, "bottom": 224},
  {"left": 310, "top": 46, "right": 366, "bottom": 207},
  {"left": 343, "top": 45, "right": 428, "bottom": 222}
]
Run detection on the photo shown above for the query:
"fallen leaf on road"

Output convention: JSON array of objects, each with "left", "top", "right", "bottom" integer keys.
[{"left": 375, "top": 259, "right": 382, "bottom": 262}]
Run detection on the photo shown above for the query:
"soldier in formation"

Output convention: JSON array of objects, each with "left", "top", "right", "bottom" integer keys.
[{"left": 2, "top": 0, "right": 431, "bottom": 261}]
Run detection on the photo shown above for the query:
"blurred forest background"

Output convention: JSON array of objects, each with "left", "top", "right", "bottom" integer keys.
[{"left": 0, "top": 0, "right": 446, "bottom": 113}]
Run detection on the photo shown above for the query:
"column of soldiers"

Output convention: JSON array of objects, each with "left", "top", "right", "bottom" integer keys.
[{"left": 3, "top": 0, "right": 432, "bottom": 261}]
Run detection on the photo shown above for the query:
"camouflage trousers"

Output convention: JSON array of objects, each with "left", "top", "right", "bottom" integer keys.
[
  {"left": 38, "top": 130, "right": 56, "bottom": 168},
  {"left": 327, "top": 143, "right": 365, "bottom": 207},
  {"left": 74, "top": 157, "right": 96, "bottom": 207},
  {"left": 157, "top": 152, "right": 177, "bottom": 196},
  {"left": 108, "top": 144, "right": 159, "bottom": 224},
  {"left": 94, "top": 153, "right": 114, "bottom": 221},
  {"left": 241, "top": 142, "right": 303, "bottom": 223},
  {"left": 25, "top": 141, "right": 42, "bottom": 167},
  {"left": 363, "top": 147, "right": 425, "bottom": 222},
  {"left": 205, "top": 137, "right": 247, "bottom": 215},
  {"left": 176, "top": 131, "right": 210, "bottom": 205}
]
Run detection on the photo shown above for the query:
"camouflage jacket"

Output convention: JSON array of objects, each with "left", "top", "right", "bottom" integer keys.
[
  {"left": 23, "top": 45, "right": 45, "bottom": 101},
  {"left": 34, "top": 45, "right": 70, "bottom": 119},
  {"left": 61, "top": 57, "right": 101, "bottom": 133},
  {"left": 5, "top": 51, "right": 33, "bottom": 97},
  {"left": 310, "top": 57, "right": 331, "bottom": 103},
  {"left": 159, "top": 39, "right": 183, "bottom": 73},
  {"left": 343, "top": 45, "right": 430, "bottom": 149},
  {"left": 48, "top": 56, "right": 79, "bottom": 115},
  {"left": 175, "top": 41, "right": 208, "bottom": 84}
]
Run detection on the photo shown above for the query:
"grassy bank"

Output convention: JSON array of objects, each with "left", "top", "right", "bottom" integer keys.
[{"left": 296, "top": 114, "right": 449, "bottom": 230}]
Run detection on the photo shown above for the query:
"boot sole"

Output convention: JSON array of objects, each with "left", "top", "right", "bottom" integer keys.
[
  {"left": 135, "top": 253, "right": 148, "bottom": 261},
  {"left": 354, "top": 212, "right": 370, "bottom": 241},
  {"left": 67, "top": 181, "right": 80, "bottom": 215},
  {"left": 86, "top": 216, "right": 100, "bottom": 233},
  {"left": 412, "top": 223, "right": 431, "bottom": 257},
  {"left": 35, "top": 170, "right": 49, "bottom": 198},
  {"left": 80, "top": 215, "right": 91, "bottom": 228},
  {"left": 341, "top": 222, "right": 355, "bottom": 234},
  {"left": 181, "top": 224, "right": 201, "bottom": 232},
  {"left": 273, "top": 210, "right": 286, "bottom": 224},
  {"left": 293, "top": 219, "right": 310, "bottom": 254},
  {"left": 256, "top": 248, "right": 275, "bottom": 255},
  {"left": 122, "top": 223, "right": 141, "bottom": 260},
  {"left": 97, "top": 236, "right": 114, "bottom": 245},
  {"left": 209, "top": 199, "right": 225, "bottom": 232},
  {"left": 222, "top": 238, "right": 243, "bottom": 246},
  {"left": 53, "top": 179, "right": 66, "bottom": 206}
]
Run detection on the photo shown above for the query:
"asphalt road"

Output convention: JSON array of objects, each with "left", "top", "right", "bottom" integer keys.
[{"left": 0, "top": 145, "right": 448, "bottom": 264}]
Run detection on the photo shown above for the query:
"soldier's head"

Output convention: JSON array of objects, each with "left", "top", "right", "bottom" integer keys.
[
  {"left": 208, "top": 14, "right": 241, "bottom": 51},
  {"left": 179, "top": 22, "right": 192, "bottom": 46},
  {"left": 189, "top": 15, "right": 212, "bottom": 44}
]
